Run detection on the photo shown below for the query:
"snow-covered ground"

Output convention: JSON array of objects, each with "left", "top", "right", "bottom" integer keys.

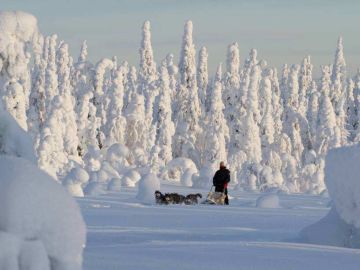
[{"left": 79, "top": 183, "right": 360, "bottom": 270}]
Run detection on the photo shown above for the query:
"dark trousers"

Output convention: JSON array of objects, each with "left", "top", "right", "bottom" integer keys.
[{"left": 214, "top": 185, "right": 229, "bottom": 205}]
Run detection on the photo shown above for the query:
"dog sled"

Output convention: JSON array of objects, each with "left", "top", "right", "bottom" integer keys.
[{"left": 201, "top": 186, "right": 227, "bottom": 205}]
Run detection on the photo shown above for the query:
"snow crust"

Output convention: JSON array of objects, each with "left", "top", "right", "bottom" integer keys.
[{"left": 256, "top": 193, "right": 280, "bottom": 208}]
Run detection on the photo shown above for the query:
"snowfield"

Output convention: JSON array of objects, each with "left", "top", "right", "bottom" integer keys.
[{"left": 80, "top": 184, "right": 360, "bottom": 270}]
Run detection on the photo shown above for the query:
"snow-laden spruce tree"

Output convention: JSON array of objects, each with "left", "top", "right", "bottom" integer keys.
[
  {"left": 345, "top": 79, "right": 357, "bottom": 141},
  {"left": 223, "top": 42, "right": 240, "bottom": 136},
  {"left": 173, "top": 20, "right": 202, "bottom": 163},
  {"left": 139, "top": 20, "right": 158, "bottom": 124},
  {"left": 240, "top": 49, "right": 258, "bottom": 106},
  {"left": 28, "top": 52, "right": 46, "bottom": 138},
  {"left": 247, "top": 64, "right": 262, "bottom": 123},
  {"left": 124, "top": 65, "right": 138, "bottom": 111},
  {"left": 317, "top": 66, "right": 341, "bottom": 155},
  {"left": 202, "top": 64, "right": 228, "bottom": 170},
  {"left": 299, "top": 56, "right": 313, "bottom": 115},
  {"left": 197, "top": 46, "right": 209, "bottom": 113},
  {"left": 280, "top": 64, "right": 289, "bottom": 105},
  {"left": 307, "top": 81, "right": 320, "bottom": 144},
  {"left": 105, "top": 66, "right": 127, "bottom": 147},
  {"left": 37, "top": 96, "right": 68, "bottom": 179},
  {"left": 154, "top": 61, "right": 175, "bottom": 166},
  {"left": 165, "top": 53, "right": 178, "bottom": 99},
  {"left": 259, "top": 68, "right": 273, "bottom": 119},
  {"left": 0, "top": 11, "right": 40, "bottom": 131},
  {"left": 282, "top": 65, "right": 301, "bottom": 137},
  {"left": 260, "top": 68, "right": 275, "bottom": 160},
  {"left": 331, "top": 37, "right": 346, "bottom": 88},
  {"left": 270, "top": 68, "right": 283, "bottom": 140},
  {"left": 239, "top": 109, "right": 262, "bottom": 190},
  {"left": 93, "top": 58, "right": 114, "bottom": 147},
  {"left": 56, "top": 42, "right": 79, "bottom": 159},
  {"left": 44, "top": 34, "right": 59, "bottom": 112},
  {"left": 125, "top": 91, "right": 148, "bottom": 166}
]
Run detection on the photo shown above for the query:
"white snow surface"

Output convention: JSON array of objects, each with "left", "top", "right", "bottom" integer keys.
[
  {"left": 0, "top": 156, "right": 86, "bottom": 270},
  {"left": 256, "top": 193, "right": 280, "bottom": 208},
  {"left": 79, "top": 184, "right": 360, "bottom": 270}
]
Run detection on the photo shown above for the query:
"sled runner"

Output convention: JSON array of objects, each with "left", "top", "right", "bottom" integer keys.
[{"left": 202, "top": 186, "right": 226, "bottom": 205}]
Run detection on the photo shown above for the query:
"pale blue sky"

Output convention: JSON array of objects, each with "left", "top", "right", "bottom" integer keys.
[{"left": 3, "top": 0, "right": 359, "bottom": 76}]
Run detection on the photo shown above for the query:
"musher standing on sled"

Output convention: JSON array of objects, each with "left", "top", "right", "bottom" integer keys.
[{"left": 212, "top": 161, "right": 230, "bottom": 205}]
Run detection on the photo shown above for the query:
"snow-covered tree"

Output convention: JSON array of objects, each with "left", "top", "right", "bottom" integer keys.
[
  {"left": 44, "top": 34, "right": 59, "bottom": 112},
  {"left": 139, "top": 20, "right": 158, "bottom": 124},
  {"left": 105, "top": 67, "right": 127, "bottom": 147},
  {"left": 331, "top": 37, "right": 346, "bottom": 86},
  {"left": 202, "top": 64, "right": 228, "bottom": 169},
  {"left": 56, "top": 42, "right": 79, "bottom": 158},
  {"left": 223, "top": 42, "right": 240, "bottom": 131},
  {"left": 247, "top": 64, "right": 261, "bottom": 123},
  {"left": 165, "top": 53, "right": 178, "bottom": 99},
  {"left": 299, "top": 56, "right": 313, "bottom": 115},
  {"left": 197, "top": 46, "right": 209, "bottom": 113},
  {"left": 125, "top": 92, "right": 148, "bottom": 166},
  {"left": 307, "top": 81, "right": 320, "bottom": 143},
  {"left": 173, "top": 20, "right": 202, "bottom": 162},
  {"left": 154, "top": 62, "right": 175, "bottom": 165}
]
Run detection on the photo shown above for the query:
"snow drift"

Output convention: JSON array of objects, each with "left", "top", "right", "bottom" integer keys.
[
  {"left": 0, "top": 156, "right": 86, "bottom": 269},
  {"left": 300, "top": 144, "right": 360, "bottom": 248}
]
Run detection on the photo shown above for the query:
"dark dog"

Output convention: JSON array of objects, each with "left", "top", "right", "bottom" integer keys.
[
  {"left": 166, "top": 193, "right": 186, "bottom": 204},
  {"left": 155, "top": 191, "right": 186, "bottom": 204},
  {"left": 155, "top": 190, "right": 170, "bottom": 205},
  {"left": 185, "top": 193, "right": 202, "bottom": 205}
]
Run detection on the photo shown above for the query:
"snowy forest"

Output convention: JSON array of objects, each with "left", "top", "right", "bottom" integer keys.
[{"left": 1, "top": 11, "right": 357, "bottom": 196}]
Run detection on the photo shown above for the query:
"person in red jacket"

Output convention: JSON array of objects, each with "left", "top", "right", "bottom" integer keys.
[{"left": 212, "top": 161, "right": 230, "bottom": 205}]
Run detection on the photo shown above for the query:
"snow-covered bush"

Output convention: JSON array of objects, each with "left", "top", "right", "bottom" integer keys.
[
  {"left": 256, "top": 193, "right": 280, "bottom": 208},
  {"left": 192, "top": 165, "right": 214, "bottom": 188},
  {"left": 136, "top": 173, "right": 160, "bottom": 204},
  {"left": 165, "top": 158, "right": 198, "bottom": 182},
  {"left": 0, "top": 156, "right": 86, "bottom": 270},
  {"left": 63, "top": 167, "right": 89, "bottom": 197}
]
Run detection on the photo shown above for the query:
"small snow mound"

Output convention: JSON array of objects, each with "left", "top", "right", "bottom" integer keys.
[
  {"left": 84, "top": 182, "right": 106, "bottom": 196},
  {"left": 107, "top": 178, "right": 122, "bottom": 191},
  {"left": 64, "top": 183, "right": 84, "bottom": 197},
  {"left": 181, "top": 168, "right": 196, "bottom": 187},
  {"left": 136, "top": 173, "right": 160, "bottom": 204},
  {"left": 65, "top": 167, "right": 89, "bottom": 185},
  {"left": 256, "top": 193, "right": 280, "bottom": 209},
  {"left": 106, "top": 143, "right": 129, "bottom": 161}
]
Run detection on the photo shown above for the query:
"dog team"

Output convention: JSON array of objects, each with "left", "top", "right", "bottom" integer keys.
[{"left": 155, "top": 190, "right": 202, "bottom": 205}]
